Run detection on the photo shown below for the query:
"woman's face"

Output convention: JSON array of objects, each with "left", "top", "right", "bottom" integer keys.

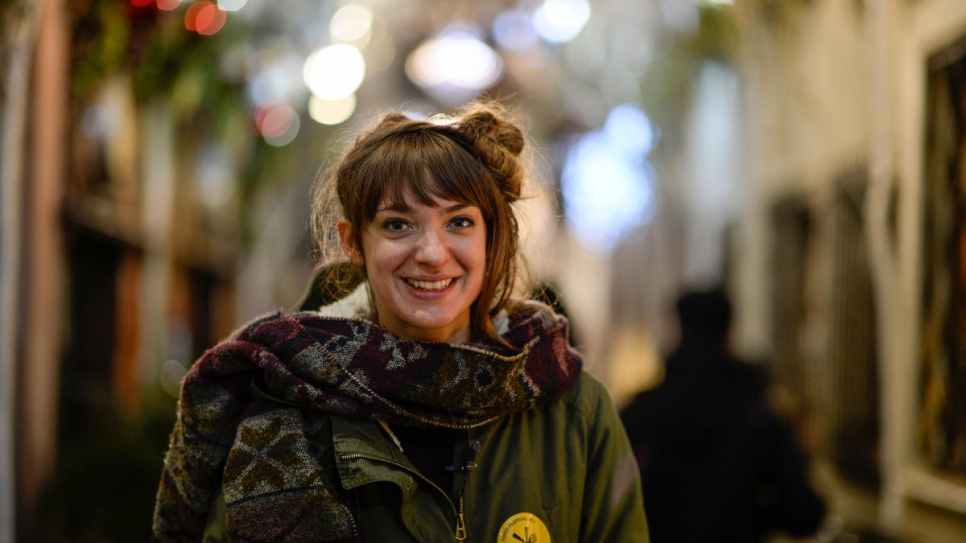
[{"left": 338, "top": 192, "right": 487, "bottom": 344}]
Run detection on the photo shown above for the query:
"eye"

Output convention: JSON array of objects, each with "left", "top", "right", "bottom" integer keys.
[
  {"left": 382, "top": 218, "right": 410, "bottom": 232},
  {"left": 450, "top": 216, "right": 475, "bottom": 229}
]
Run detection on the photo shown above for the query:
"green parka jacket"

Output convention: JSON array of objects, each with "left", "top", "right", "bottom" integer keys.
[
  {"left": 155, "top": 266, "right": 648, "bottom": 542},
  {"left": 203, "top": 370, "right": 648, "bottom": 543}
]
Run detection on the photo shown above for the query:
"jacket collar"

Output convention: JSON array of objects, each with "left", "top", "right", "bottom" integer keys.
[{"left": 330, "top": 413, "right": 419, "bottom": 494}]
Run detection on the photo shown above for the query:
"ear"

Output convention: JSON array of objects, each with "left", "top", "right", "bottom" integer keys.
[{"left": 337, "top": 218, "right": 365, "bottom": 265}]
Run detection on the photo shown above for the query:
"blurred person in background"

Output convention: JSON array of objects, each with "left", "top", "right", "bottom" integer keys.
[
  {"left": 152, "top": 100, "right": 648, "bottom": 542},
  {"left": 619, "top": 287, "right": 825, "bottom": 543}
]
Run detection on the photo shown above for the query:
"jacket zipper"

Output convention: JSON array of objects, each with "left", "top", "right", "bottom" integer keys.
[
  {"left": 340, "top": 452, "right": 467, "bottom": 542},
  {"left": 455, "top": 495, "right": 467, "bottom": 541}
]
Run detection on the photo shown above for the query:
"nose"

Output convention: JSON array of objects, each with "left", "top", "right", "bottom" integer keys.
[{"left": 413, "top": 228, "right": 448, "bottom": 268}]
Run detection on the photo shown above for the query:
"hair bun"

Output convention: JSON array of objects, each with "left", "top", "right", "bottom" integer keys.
[
  {"left": 457, "top": 109, "right": 525, "bottom": 157},
  {"left": 452, "top": 104, "right": 526, "bottom": 202}
]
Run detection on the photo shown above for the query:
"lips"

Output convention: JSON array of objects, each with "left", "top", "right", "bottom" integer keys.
[{"left": 405, "top": 278, "right": 454, "bottom": 291}]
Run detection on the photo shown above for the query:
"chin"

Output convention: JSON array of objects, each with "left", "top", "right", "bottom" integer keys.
[{"left": 406, "top": 311, "right": 470, "bottom": 337}]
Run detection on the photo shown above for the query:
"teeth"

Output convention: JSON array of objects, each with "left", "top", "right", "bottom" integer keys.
[{"left": 407, "top": 278, "right": 452, "bottom": 291}]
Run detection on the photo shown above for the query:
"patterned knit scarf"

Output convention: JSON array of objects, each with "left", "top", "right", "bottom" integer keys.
[{"left": 153, "top": 301, "right": 582, "bottom": 542}]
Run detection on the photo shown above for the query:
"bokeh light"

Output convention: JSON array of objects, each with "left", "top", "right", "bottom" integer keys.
[
  {"left": 129, "top": 0, "right": 153, "bottom": 7},
  {"left": 330, "top": 4, "right": 374, "bottom": 46},
  {"left": 406, "top": 24, "right": 504, "bottom": 91},
  {"left": 602, "top": 103, "right": 659, "bottom": 157},
  {"left": 218, "top": 0, "right": 248, "bottom": 13},
  {"left": 185, "top": 2, "right": 227, "bottom": 35},
  {"left": 308, "top": 94, "right": 357, "bottom": 125},
  {"left": 533, "top": 0, "right": 591, "bottom": 43},
  {"left": 493, "top": 10, "right": 539, "bottom": 51},
  {"left": 561, "top": 104, "right": 658, "bottom": 255},
  {"left": 245, "top": 49, "right": 306, "bottom": 107},
  {"left": 303, "top": 44, "right": 366, "bottom": 100},
  {"left": 157, "top": 0, "right": 181, "bottom": 11},
  {"left": 255, "top": 102, "right": 300, "bottom": 147}
]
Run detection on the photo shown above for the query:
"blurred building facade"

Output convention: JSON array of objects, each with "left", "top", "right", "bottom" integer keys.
[
  {"left": 730, "top": 0, "right": 966, "bottom": 539},
  {"left": 3, "top": 0, "right": 249, "bottom": 538},
  {"left": 2, "top": 0, "right": 966, "bottom": 541}
]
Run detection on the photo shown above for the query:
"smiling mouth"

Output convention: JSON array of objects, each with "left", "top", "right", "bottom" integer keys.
[{"left": 405, "top": 278, "right": 453, "bottom": 291}]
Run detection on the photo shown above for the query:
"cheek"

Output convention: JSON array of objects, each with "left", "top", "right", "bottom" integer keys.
[
  {"left": 474, "top": 241, "right": 488, "bottom": 272},
  {"left": 362, "top": 240, "right": 414, "bottom": 288},
  {"left": 359, "top": 237, "right": 384, "bottom": 277},
  {"left": 467, "top": 237, "right": 488, "bottom": 285}
]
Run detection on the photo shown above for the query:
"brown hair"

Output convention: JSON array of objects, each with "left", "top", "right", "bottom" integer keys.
[{"left": 310, "top": 100, "right": 531, "bottom": 342}]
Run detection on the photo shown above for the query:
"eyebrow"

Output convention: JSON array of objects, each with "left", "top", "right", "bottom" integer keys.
[
  {"left": 443, "top": 203, "right": 471, "bottom": 213},
  {"left": 378, "top": 202, "right": 411, "bottom": 213},
  {"left": 376, "top": 202, "right": 472, "bottom": 214}
]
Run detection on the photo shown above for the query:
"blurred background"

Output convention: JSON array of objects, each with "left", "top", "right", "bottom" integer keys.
[{"left": 2, "top": 0, "right": 966, "bottom": 541}]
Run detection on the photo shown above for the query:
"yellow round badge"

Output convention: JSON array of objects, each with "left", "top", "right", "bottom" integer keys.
[{"left": 497, "top": 512, "right": 551, "bottom": 543}]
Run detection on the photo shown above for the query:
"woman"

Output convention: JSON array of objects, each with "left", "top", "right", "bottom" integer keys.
[{"left": 153, "top": 101, "right": 648, "bottom": 542}]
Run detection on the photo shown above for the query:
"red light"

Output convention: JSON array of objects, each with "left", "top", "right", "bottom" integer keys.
[
  {"left": 255, "top": 103, "right": 295, "bottom": 138},
  {"left": 197, "top": 4, "right": 227, "bottom": 35},
  {"left": 185, "top": 2, "right": 203, "bottom": 31},
  {"left": 130, "top": 0, "right": 154, "bottom": 7},
  {"left": 185, "top": 1, "right": 226, "bottom": 35}
]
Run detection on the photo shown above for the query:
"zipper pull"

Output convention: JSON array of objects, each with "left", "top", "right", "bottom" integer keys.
[
  {"left": 455, "top": 513, "right": 467, "bottom": 541},
  {"left": 455, "top": 496, "right": 467, "bottom": 541}
]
